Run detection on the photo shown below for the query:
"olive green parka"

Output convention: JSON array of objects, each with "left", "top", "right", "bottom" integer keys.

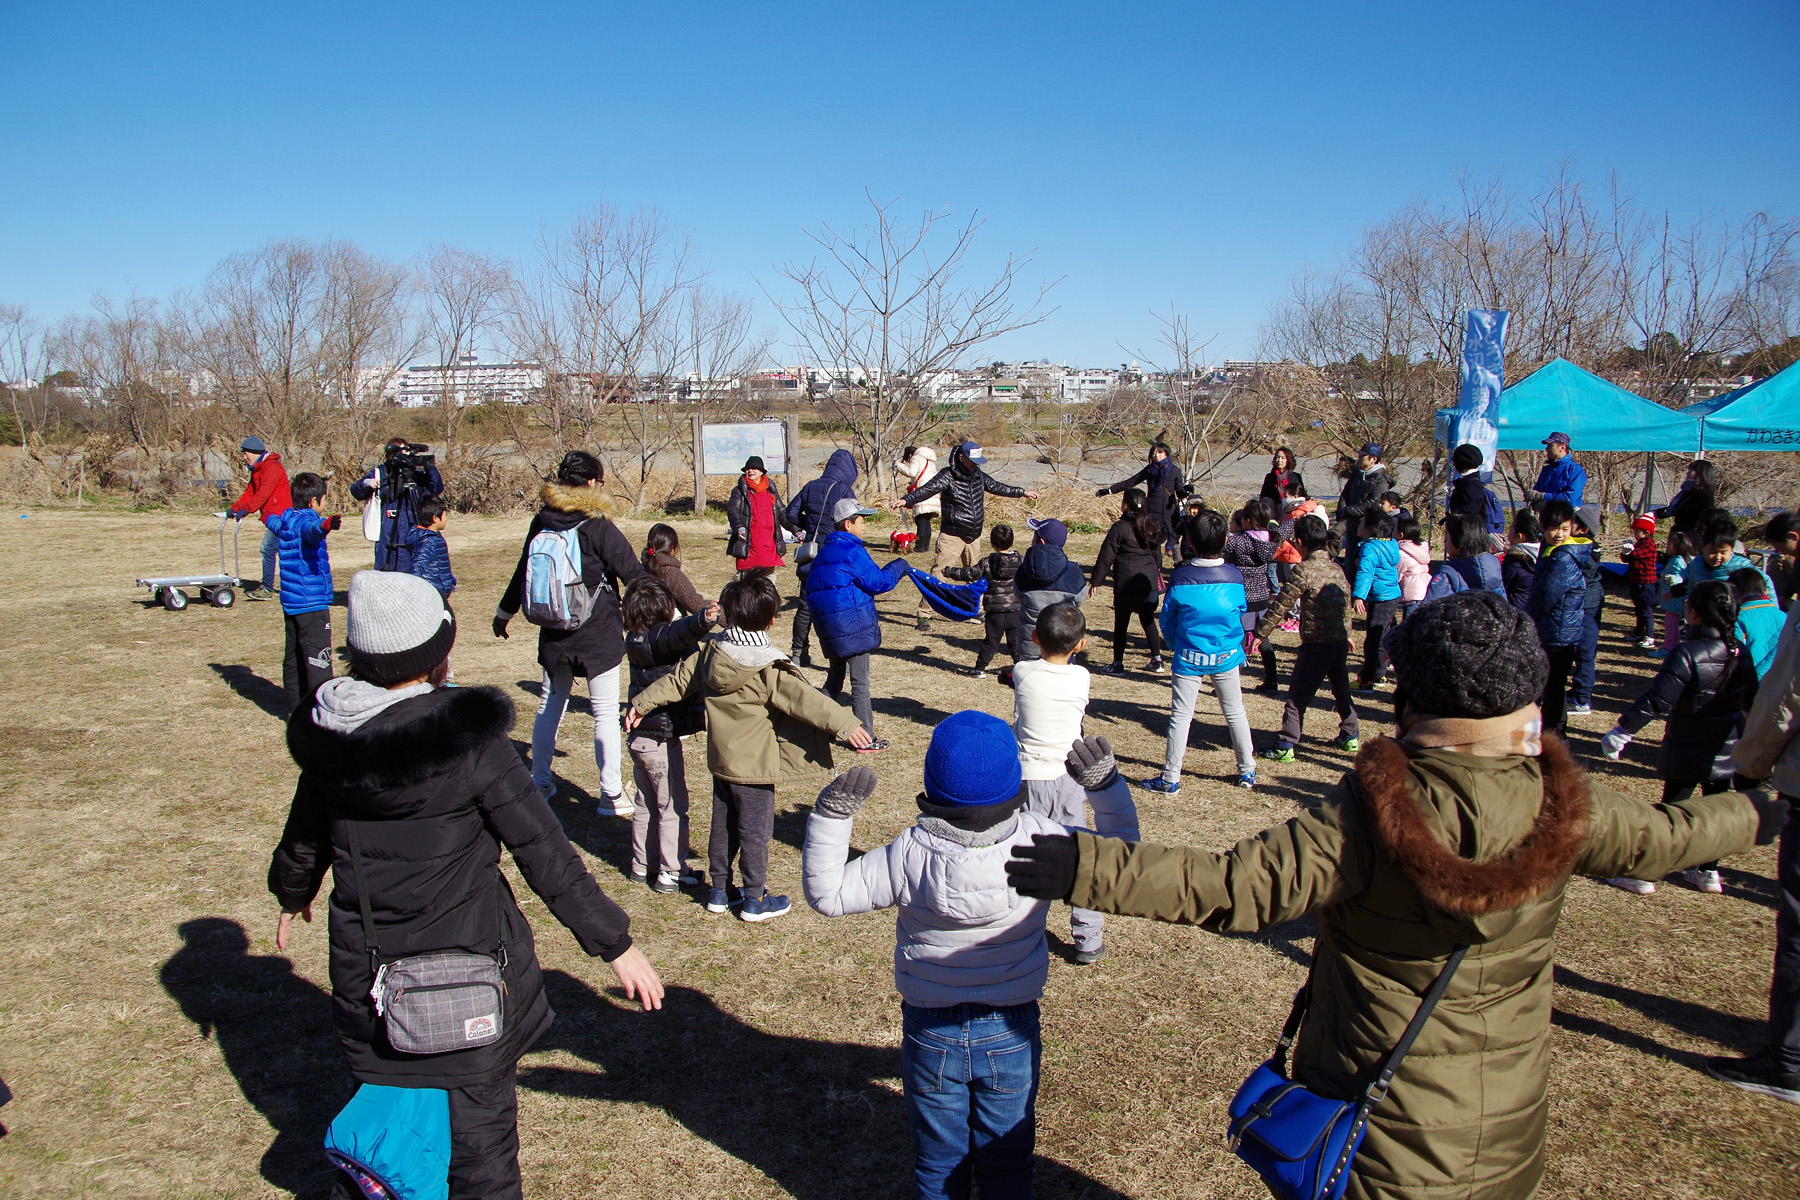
[{"left": 1070, "top": 734, "right": 1758, "bottom": 1200}]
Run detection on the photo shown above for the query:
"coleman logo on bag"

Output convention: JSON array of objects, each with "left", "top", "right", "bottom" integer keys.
[{"left": 464, "top": 1014, "right": 497, "bottom": 1042}]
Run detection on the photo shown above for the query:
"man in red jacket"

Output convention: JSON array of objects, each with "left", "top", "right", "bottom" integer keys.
[{"left": 228, "top": 435, "right": 292, "bottom": 600}]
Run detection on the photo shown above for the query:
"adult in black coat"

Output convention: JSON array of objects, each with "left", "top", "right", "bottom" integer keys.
[
  {"left": 1258, "top": 447, "right": 1306, "bottom": 507},
  {"left": 895, "top": 440, "right": 1039, "bottom": 623},
  {"left": 350, "top": 436, "right": 447, "bottom": 573},
  {"left": 270, "top": 571, "right": 661, "bottom": 1200},
  {"left": 494, "top": 451, "right": 647, "bottom": 810},
  {"left": 1656, "top": 459, "right": 1719, "bottom": 547},
  {"left": 1447, "top": 443, "right": 1505, "bottom": 540},
  {"left": 1089, "top": 490, "right": 1166, "bottom": 672},
  {"left": 1098, "top": 442, "right": 1185, "bottom": 553}
]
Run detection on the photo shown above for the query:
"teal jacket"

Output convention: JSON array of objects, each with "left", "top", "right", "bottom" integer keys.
[
  {"left": 1352, "top": 538, "right": 1402, "bottom": 602},
  {"left": 1736, "top": 595, "right": 1785, "bottom": 679}
]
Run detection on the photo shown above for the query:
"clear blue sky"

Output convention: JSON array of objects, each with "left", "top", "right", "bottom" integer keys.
[{"left": 3, "top": 0, "right": 1796, "bottom": 365}]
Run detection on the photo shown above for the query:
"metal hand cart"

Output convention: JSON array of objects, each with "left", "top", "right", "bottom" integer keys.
[{"left": 136, "top": 512, "right": 245, "bottom": 610}]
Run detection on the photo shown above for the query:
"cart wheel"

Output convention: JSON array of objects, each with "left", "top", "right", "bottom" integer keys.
[
  {"left": 159, "top": 586, "right": 189, "bottom": 611},
  {"left": 211, "top": 586, "right": 236, "bottom": 609}
]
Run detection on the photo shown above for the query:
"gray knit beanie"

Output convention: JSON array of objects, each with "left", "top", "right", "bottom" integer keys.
[
  {"left": 1382, "top": 590, "right": 1546, "bottom": 718},
  {"left": 346, "top": 570, "right": 456, "bottom": 685}
]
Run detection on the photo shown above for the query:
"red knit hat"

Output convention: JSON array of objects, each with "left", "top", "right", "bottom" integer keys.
[{"left": 1631, "top": 514, "right": 1656, "bottom": 533}]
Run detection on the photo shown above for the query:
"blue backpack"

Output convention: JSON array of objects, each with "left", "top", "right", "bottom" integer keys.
[{"left": 324, "top": 1084, "right": 450, "bottom": 1200}]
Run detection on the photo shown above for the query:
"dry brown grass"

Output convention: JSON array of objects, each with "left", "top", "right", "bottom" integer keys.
[{"left": 1, "top": 503, "right": 1797, "bottom": 1198}]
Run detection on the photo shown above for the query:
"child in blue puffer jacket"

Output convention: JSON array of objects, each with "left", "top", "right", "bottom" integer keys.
[
  {"left": 265, "top": 471, "right": 339, "bottom": 712},
  {"left": 404, "top": 495, "right": 456, "bottom": 597},
  {"left": 802, "top": 498, "right": 910, "bottom": 751},
  {"left": 1351, "top": 512, "right": 1402, "bottom": 689},
  {"left": 1143, "top": 509, "right": 1257, "bottom": 792}
]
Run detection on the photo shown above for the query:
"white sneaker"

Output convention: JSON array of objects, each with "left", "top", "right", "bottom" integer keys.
[
  {"left": 1635, "top": 636, "right": 1657, "bottom": 649},
  {"left": 1604, "top": 877, "right": 1656, "bottom": 895},
  {"left": 1566, "top": 704, "right": 1592, "bottom": 717},
  {"left": 599, "top": 792, "right": 633, "bottom": 818},
  {"left": 1685, "top": 867, "right": 1724, "bottom": 894}
]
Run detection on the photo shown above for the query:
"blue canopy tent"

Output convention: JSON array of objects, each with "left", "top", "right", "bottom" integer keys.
[
  {"left": 1437, "top": 358, "right": 1702, "bottom": 452},
  {"left": 1681, "top": 358, "right": 1800, "bottom": 453},
  {"left": 1435, "top": 358, "right": 1703, "bottom": 519}
]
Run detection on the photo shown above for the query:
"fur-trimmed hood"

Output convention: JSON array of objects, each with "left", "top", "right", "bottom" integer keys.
[
  {"left": 540, "top": 481, "right": 617, "bottom": 517},
  {"left": 1354, "top": 732, "right": 1591, "bottom": 928},
  {"left": 287, "top": 685, "right": 515, "bottom": 809}
]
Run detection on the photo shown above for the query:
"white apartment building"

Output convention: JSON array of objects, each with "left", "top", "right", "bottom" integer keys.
[{"left": 388, "top": 356, "right": 547, "bottom": 407}]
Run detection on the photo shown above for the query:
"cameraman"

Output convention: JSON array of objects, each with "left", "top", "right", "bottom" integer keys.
[{"left": 351, "top": 436, "right": 445, "bottom": 572}]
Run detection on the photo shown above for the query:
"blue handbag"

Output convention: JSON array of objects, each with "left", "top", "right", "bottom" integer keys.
[
  {"left": 324, "top": 1083, "right": 451, "bottom": 1200},
  {"left": 1226, "top": 945, "right": 1467, "bottom": 1200}
]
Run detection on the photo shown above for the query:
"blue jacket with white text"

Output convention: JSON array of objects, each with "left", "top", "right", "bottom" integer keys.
[{"left": 1159, "top": 558, "right": 1247, "bottom": 677}]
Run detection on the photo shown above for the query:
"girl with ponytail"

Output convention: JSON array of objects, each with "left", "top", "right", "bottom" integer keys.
[{"left": 1600, "top": 578, "right": 1760, "bottom": 894}]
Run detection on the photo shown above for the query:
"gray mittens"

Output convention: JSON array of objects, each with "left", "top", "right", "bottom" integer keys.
[
  {"left": 1065, "top": 736, "right": 1118, "bottom": 790},
  {"left": 815, "top": 765, "right": 879, "bottom": 819}
]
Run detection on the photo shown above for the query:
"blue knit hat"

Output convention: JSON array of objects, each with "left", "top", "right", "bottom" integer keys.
[
  {"left": 923, "top": 711, "right": 1023, "bottom": 807},
  {"left": 241, "top": 435, "right": 265, "bottom": 454}
]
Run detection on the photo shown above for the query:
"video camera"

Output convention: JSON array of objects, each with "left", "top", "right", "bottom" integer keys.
[{"left": 385, "top": 440, "right": 435, "bottom": 483}]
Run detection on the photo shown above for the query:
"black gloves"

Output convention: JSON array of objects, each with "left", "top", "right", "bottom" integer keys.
[
  {"left": 1095, "top": 487, "right": 1109, "bottom": 498},
  {"left": 1006, "top": 832, "right": 1079, "bottom": 901},
  {"left": 492, "top": 616, "right": 510, "bottom": 639},
  {"left": 1748, "top": 790, "right": 1793, "bottom": 845},
  {"left": 816, "top": 766, "right": 879, "bottom": 819}
]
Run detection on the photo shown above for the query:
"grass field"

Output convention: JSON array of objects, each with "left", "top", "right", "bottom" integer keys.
[{"left": 1, "top": 504, "right": 1797, "bottom": 1199}]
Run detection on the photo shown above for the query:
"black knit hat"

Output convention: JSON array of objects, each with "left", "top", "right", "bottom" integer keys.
[
  {"left": 1382, "top": 590, "right": 1546, "bottom": 718},
  {"left": 742, "top": 456, "right": 766, "bottom": 473},
  {"left": 1451, "top": 443, "right": 1483, "bottom": 472}
]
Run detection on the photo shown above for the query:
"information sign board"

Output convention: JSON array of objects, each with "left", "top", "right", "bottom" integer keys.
[{"left": 700, "top": 422, "right": 788, "bottom": 476}]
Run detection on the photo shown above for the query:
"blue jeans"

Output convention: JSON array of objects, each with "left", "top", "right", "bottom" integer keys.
[
  {"left": 902, "top": 1002, "right": 1040, "bottom": 1200},
  {"left": 1570, "top": 607, "right": 1601, "bottom": 706},
  {"left": 259, "top": 525, "right": 279, "bottom": 590}
]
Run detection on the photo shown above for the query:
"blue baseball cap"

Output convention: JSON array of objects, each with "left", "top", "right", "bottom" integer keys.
[
  {"left": 1027, "top": 517, "right": 1068, "bottom": 547},
  {"left": 1358, "top": 442, "right": 1382, "bottom": 458},
  {"left": 955, "top": 440, "right": 987, "bottom": 465}
]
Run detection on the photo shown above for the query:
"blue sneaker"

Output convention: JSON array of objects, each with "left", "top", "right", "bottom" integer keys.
[
  {"left": 1236, "top": 772, "right": 1257, "bottom": 789},
  {"left": 705, "top": 887, "right": 734, "bottom": 914},
  {"left": 739, "top": 892, "right": 791, "bottom": 922},
  {"left": 1137, "top": 776, "right": 1181, "bottom": 794}
]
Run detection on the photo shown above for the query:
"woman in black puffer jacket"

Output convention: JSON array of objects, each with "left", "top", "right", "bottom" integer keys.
[
  {"left": 1091, "top": 490, "right": 1166, "bottom": 674},
  {"left": 271, "top": 571, "right": 662, "bottom": 1200},
  {"left": 494, "top": 451, "right": 646, "bottom": 814}
]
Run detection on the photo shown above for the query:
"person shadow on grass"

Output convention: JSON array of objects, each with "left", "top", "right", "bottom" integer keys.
[
  {"left": 520, "top": 972, "right": 1127, "bottom": 1200},
  {"left": 159, "top": 917, "right": 350, "bottom": 1199}
]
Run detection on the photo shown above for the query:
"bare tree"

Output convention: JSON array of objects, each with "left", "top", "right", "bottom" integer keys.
[
  {"left": 771, "top": 192, "right": 1058, "bottom": 493},
  {"left": 416, "top": 244, "right": 511, "bottom": 456},
  {"left": 509, "top": 204, "right": 701, "bottom": 490}
]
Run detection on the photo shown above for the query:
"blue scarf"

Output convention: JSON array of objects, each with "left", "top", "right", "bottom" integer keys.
[{"left": 907, "top": 569, "right": 987, "bottom": 620}]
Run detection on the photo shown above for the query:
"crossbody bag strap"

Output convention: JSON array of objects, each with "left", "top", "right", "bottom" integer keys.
[
  {"left": 1272, "top": 975, "right": 1311, "bottom": 1075},
  {"left": 1364, "top": 944, "right": 1468, "bottom": 1105},
  {"left": 1319, "top": 945, "right": 1469, "bottom": 1195},
  {"left": 344, "top": 819, "right": 380, "bottom": 968}
]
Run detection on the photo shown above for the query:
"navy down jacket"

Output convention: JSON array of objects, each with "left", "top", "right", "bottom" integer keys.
[
  {"left": 786, "top": 449, "right": 860, "bottom": 547},
  {"left": 268, "top": 508, "right": 334, "bottom": 615},
  {"left": 802, "top": 530, "right": 909, "bottom": 659},
  {"left": 1526, "top": 542, "right": 1588, "bottom": 647}
]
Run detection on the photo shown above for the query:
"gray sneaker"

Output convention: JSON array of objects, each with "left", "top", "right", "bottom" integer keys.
[
  {"left": 1073, "top": 945, "right": 1107, "bottom": 966},
  {"left": 1705, "top": 1053, "right": 1800, "bottom": 1105},
  {"left": 1566, "top": 703, "right": 1593, "bottom": 717}
]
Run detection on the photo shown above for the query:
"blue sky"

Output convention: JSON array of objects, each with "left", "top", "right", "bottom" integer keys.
[{"left": 3, "top": 0, "right": 1796, "bottom": 365}]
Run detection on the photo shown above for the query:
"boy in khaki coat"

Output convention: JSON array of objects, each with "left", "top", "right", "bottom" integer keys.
[
  {"left": 1008, "top": 590, "right": 1786, "bottom": 1200},
  {"left": 628, "top": 571, "right": 870, "bottom": 922}
]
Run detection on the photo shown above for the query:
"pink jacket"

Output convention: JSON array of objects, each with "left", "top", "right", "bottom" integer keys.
[{"left": 1398, "top": 538, "right": 1432, "bottom": 602}]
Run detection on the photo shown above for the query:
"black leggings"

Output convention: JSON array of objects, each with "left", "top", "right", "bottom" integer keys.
[
  {"left": 915, "top": 513, "right": 934, "bottom": 553},
  {"left": 1664, "top": 777, "right": 1736, "bottom": 871},
  {"left": 1112, "top": 607, "right": 1164, "bottom": 666}
]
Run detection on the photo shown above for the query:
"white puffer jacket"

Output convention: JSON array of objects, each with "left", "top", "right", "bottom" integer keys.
[
  {"left": 803, "top": 775, "right": 1136, "bottom": 1008},
  {"left": 895, "top": 447, "right": 941, "bottom": 516}
]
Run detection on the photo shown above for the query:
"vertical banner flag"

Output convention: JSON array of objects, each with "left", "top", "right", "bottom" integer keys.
[{"left": 1450, "top": 309, "right": 1509, "bottom": 494}]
